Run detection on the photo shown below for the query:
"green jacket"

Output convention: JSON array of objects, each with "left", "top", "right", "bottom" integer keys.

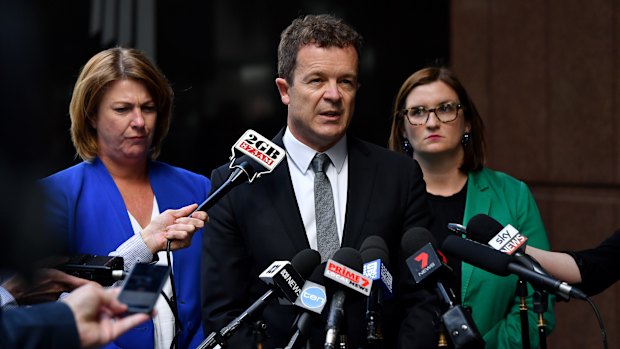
[{"left": 462, "top": 168, "right": 556, "bottom": 349}]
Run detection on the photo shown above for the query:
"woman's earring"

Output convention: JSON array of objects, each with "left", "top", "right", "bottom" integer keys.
[
  {"left": 461, "top": 132, "right": 471, "bottom": 147},
  {"left": 403, "top": 138, "right": 413, "bottom": 157}
]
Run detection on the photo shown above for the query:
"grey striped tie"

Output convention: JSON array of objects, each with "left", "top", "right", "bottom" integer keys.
[{"left": 311, "top": 153, "right": 340, "bottom": 262}]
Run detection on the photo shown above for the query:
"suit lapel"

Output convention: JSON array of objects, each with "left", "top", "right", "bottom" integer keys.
[
  {"left": 461, "top": 170, "right": 492, "bottom": 301},
  {"left": 342, "top": 137, "right": 376, "bottom": 248},
  {"left": 263, "top": 130, "right": 309, "bottom": 251}
]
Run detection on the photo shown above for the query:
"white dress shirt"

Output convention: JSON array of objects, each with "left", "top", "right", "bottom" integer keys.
[{"left": 283, "top": 127, "right": 348, "bottom": 250}]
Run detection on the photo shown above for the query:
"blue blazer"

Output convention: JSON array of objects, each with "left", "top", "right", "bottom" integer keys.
[{"left": 42, "top": 158, "right": 211, "bottom": 349}]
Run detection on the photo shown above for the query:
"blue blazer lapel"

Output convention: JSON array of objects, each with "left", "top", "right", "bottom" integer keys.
[
  {"left": 90, "top": 158, "right": 135, "bottom": 243},
  {"left": 342, "top": 137, "right": 375, "bottom": 248}
]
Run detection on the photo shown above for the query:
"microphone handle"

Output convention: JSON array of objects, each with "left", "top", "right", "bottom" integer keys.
[
  {"left": 325, "top": 290, "right": 346, "bottom": 349},
  {"left": 196, "top": 289, "right": 275, "bottom": 349},
  {"left": 195, "top": 161, "right": 251, "bottom": 212},
  {"left": 285, "top": 312, "right": 312, "bottom": 349},
  {"left": 506, "top": 262, "right": 587, "bottom": 300},
  {"left": 366, "top": 286, "right": 383, "bottom": 342}
]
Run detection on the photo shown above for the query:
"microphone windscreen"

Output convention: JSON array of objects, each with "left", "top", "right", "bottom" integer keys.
[
  {"left": 291, "top": 249, "right": 322, "bottom": 278},
  {"left": 441, "top": 235, "right": 512, "bottom": 276},
  {"left": 466, "top": 214, "right": 503, "bottom": 244},
  {"left": 360, "top": 235, "right": 390, "bottom": 265},
  {"left": 401, "top": 227, "right": 436, "bottom": 255},
  {"left": 233, "top": 155, "right": 266, "bottom": 174},
  {"left": 361, "top": 248, "right": 389, "bottom": 265},
  {"left": 307, "top": 262, "right": 327, "bottom": 284},
  {"left": 331, "top": 247, "right": 363, "bottom": 272},
  {"left": 360, "top": 235, "right": 388, "bottom": 254}
]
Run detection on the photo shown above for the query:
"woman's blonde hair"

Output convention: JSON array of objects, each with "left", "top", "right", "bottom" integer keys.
[{"left": 69, "top": 47, "right": 173, "bottom": 161}]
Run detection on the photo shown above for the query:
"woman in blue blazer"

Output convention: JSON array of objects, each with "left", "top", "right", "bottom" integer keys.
[
  {"left": 388, "top": 66, "right": 555, "bottom": 349},
  {"left": 41, "top": 47, "right": 210, "bottom": 349}
]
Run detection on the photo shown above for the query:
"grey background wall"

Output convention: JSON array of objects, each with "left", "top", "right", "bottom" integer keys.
[{"left": 452, "top": 1, "right": 620, "bottom": 347}]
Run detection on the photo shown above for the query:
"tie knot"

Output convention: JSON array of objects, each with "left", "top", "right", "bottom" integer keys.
[{"left": 311, "top": 153, "right": 331, "bottom": 173}]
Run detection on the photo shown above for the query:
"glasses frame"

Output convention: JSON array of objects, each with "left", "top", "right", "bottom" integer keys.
[{"left": 402, "top": 102, "right": 464, "bottom": 126}]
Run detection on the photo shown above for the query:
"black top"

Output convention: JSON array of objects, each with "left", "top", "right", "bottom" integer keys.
[
  {"left": 427, "top": 182, "right": 467, "bottom": 302},
  {"left": 569, "top": 229, "right": 620, "bottom": 296}
]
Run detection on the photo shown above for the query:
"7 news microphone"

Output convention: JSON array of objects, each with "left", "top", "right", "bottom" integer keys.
[
  {"left": 402, "top": 227, "right": 485, "bottom": 349},
  {"left": 323, "top": 247, "right": 373, "bottom": 349},
  {"left": 441, "top": 235, "right": 588, "bottom": 300},
  {"left": 197, "top": 249, "right": 320, "bottom": 349},
  {"left": 360, "top": 235, "right": 393, "bottom": 346},
  {"left": 464, "top": 213, "right": 587, "bottom": 301}
]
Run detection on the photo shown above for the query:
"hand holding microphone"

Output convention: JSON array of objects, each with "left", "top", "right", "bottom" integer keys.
[
  {"left": 464, "top": 214, "right": 586, "bottom": 300},
  {"left": 441, "top": 234, "right": 587, "bottom": 300}
]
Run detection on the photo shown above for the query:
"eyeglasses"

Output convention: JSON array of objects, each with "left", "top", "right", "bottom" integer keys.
[{"left": 401, "top": 102, "right": 463, "bottom": 126}]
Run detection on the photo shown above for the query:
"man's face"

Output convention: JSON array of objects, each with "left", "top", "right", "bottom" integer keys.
[{"left": 275, "top": 44, "right": 358, "bottom": 152}]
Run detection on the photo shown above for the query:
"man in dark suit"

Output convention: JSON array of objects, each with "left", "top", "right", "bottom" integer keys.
[{"left": 201, "top": 14, "right": 438, "bottom": 348}]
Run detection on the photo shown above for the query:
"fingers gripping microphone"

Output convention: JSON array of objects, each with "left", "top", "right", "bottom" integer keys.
[
  {"left": 466, "top": 214, "right": 581, "bottom": 301},
  {"left": 360, "top": 235, "right": 393, "bottom": 344},
  {"left": 195, "top": 129, "right": 286, "bottom": 212},
  {"left": 402, "top": 228, "right": 485, "bottom": 349},
  {"left": 197, "top": 249, "right": 320, "bottom": 349},
  {"left": 323, "top": 247, "right": 372, "bottom": 349},
  {"left": 441, "top": 235, "right": 588, "bottom": 300}
]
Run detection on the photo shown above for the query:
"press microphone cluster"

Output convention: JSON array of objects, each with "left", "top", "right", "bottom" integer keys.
[
  {"left": 202, "top": 237, "right": 391, "bottom": 349},
  {"left": 402, "top": 227, "right": 485, "bottom": 349},
  {"left": 197, "top": 249, "right": 321, "bottom": 349}
]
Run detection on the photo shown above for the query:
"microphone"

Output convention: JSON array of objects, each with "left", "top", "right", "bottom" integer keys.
[
  {"left": 323, "top": 247, "right": 371, "bottom": 349},
  {"left": 197, "top": 249, "right": 320, "bottom": 349},
  {"left": 195, "top": 129, "right": 286, "bottom": 212},
  {"left": 467, "top": 214, "right": 528, "bottom": 255},
  {"left": 294, "top": 263, "right": 328, "bottom": 314},
  {"left": 286, "top": 263, "right": 328, "bottom": 349},
  {"left": 441, "top": 235, "right": 588, "bottom": 300},
  {"left": 402, "top": 228, "right": 485, "bottom": 349},
  {"left": 466, "top": 214, "right": 550, "bottom": 275},
  {"left": 360, "top": 235, "right": 393, "bottom": 344}
]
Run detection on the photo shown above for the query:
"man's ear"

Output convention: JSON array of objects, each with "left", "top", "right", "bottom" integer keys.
[{"left": 275, "top": 78, "right": 290, "bottom": 105}]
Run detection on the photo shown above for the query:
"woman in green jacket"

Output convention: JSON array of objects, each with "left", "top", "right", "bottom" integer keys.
[{"left": 388, "top": 66, "right": 555, "bottom": 348}]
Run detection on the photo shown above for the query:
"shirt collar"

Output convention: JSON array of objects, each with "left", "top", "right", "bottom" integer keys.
[{"left": 283, "top": 127, "right": 348, "bottom": 175}]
